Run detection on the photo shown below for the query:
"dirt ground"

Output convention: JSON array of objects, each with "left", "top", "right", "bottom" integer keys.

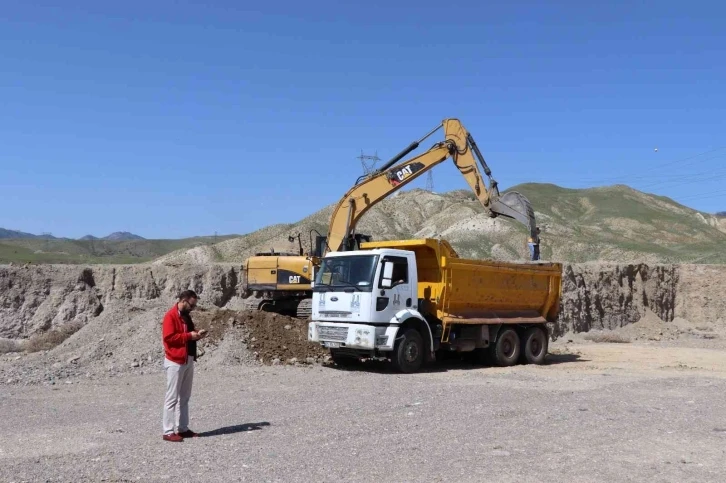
[
  {"left": 2, "top": 340, "right": 726, "bottom": 482},
  {"left": 3, "top": 298, "right": 726, "bottom": 482}
]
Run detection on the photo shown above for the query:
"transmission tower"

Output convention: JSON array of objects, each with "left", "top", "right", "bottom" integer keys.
[
  {"left": 357, "top": 150, "right": 381, "bottom": 175},
  {"left": 425, "top": 171, "right": 434, "bottom": 192}
]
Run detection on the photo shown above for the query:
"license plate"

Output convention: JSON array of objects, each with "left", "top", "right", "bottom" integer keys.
[{"left": 324, "top": 342, "right": 340, "bottom": 348}]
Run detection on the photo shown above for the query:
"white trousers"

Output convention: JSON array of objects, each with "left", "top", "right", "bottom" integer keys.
[{"left": 163, "top": 356, "right": 194, "bottom": 435}]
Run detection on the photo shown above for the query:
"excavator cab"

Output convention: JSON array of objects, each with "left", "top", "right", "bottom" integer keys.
[{"left": 313, "top": 233, "right": 373, "bottom": 258}]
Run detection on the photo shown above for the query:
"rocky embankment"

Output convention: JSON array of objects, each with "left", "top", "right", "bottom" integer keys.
[
  {"left": 0, "top": 263, "right": 243, "bottom": 339},
  {"left": 0, "top": 261, "right": 724, "bottom": 386},
  {"left": 1, "top": 262, "right": 724, "bottom": 340}
]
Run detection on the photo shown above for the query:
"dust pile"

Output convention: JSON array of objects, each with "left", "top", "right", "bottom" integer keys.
[
  {"left": 0, "top": 306, "right": 329, "bottom": 387},
  {"left": 562, "top": 308, "right": 724, "bottom": 346}
]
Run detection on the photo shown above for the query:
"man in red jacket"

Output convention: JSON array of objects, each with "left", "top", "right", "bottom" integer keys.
[{"left": 161, "top": 290, "right": 207, "bottom": 442}]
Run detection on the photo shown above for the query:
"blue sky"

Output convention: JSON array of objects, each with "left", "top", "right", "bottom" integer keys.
[{"left": 1, "top": 1, "right": 724, "bottom": 239}]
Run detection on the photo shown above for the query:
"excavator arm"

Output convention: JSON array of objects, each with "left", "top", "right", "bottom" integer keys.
[{"left": 325, "top": 118, "right": 537, "bottom": 254}]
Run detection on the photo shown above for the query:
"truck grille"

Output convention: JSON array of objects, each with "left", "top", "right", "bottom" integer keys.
[{"left": 318, "top": 326, "right": 348, "bottom": 342}]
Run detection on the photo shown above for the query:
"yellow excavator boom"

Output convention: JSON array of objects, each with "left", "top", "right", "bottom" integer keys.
[{"left": 324, "top": 118, "right": 537, "bottom": 255}]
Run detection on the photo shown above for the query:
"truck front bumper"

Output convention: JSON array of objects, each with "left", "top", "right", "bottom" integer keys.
[{"left": 308, "top": 322, "right": 398, "bottom": 352}]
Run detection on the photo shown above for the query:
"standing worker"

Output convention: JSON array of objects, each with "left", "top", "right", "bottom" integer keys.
[
  {"left": 528, "top": 227, "right": 541, "bottom": 261},
  {"left": 161, "top": 290, "right": 207, "bottom": 442}
]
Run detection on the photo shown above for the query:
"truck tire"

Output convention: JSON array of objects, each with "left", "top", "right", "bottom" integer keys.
[
  {"left": 520, "top": 326, "right": 548, "bottom": 365},
  {"left": 391, "top": 329, "right": 424, "bottom": 374},
  {"left": 490, "top": 328, "right": 520, "bottom": 367}
]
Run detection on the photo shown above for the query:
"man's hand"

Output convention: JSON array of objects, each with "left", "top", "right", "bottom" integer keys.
[{"left": 189, "top": 330, "right": 208, "bottom": 341}]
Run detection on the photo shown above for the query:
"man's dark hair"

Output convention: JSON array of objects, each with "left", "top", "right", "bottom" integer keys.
[{"left": 179, "top": 290, "right": 198, "bottom": 301}]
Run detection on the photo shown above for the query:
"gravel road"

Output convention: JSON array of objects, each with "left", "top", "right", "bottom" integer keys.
[{"left": 2, "top": 343, "right": 726, "bottom": 482}]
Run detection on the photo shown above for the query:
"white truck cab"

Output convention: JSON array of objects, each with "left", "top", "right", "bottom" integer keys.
[{"left": 308, "top": 248, "right": 430, "bottom": 369}]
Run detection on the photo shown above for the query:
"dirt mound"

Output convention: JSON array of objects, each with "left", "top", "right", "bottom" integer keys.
[
  {"left": 240, "top": 310, "right": 328, "bottom": 364},
  {"left": 574, "top": 309, "right": 678, "bottom": 344},
  {"left": 189, "top": 308, "right": 328, "bottom": 365},
  {"left": 566, "top": 308, "right": 725, "bottom": 347},
  {"left": 0, "top": 305, "right": 329, "bottom": 386},
  {"left": 615, "top": 308, "right": 679, "bottom": 342}
]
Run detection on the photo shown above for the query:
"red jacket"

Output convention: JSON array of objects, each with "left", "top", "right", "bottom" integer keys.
[{"left": 162, "top": 305, "right": 192, "bottom": 364}]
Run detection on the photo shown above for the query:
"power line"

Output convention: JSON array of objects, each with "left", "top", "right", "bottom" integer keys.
[
  {"left": 425, "top": 171, "right": 434, "bottom": 192},
  {"left": 568, "top": 147, "right": 726, "bottom": 184},
  {"left": 637, "top": 167, "right": 726, "bottom": 190},
  {"left": 674, "top": 189, "right": 726, "bottom": 202},
  {"left": 574, "top": 154, "right": 726, "bottom": 184},
  {"left": 357, "top": 151, "right": 381, "bottom": 175}
]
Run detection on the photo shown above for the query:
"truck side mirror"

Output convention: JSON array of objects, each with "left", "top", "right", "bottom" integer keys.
[{"left": 381, "top": 262, "right": 393, "bottom": 288}]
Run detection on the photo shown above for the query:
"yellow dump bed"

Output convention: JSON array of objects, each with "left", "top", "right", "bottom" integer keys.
[{"left": 360, "top": 238, "right": 562, "bottom": 325}]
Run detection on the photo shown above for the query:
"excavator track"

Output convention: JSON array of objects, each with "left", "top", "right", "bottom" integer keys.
[
  {"left": 241, "top": 298, "right": 262, "bottom": 312},
  {"left": 296, "top": 298, "right": 312, "bottom": 319}
]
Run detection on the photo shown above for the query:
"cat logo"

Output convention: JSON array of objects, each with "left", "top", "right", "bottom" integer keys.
[
  {"left": 386, "top": 162, "right": 425, "bottom": 187},
  {"left": 289, "top": 275, "right": 301, "bottom": 284}
]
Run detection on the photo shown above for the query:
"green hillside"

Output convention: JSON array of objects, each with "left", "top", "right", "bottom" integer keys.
[
  {"left": 154, "top": 183, "right": 726, "bottom": 266},
  {"left": 0, "top": 235, "right": 239, "bottom": 265},
  {"left": 508, "top": 183, "right": 726, "bottom": 263}
]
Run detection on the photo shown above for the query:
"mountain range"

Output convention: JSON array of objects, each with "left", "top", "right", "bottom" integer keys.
[
  {"left": 79, "top": 232, "right": 145, "bottom": 241},
  {"left": 2, "top": 183, "right": 725, "bottom": 265},
  {"left": 0, "top": 228, "right": 57, "bottom": 240},
  {"left": 0, "top": 230, "right": 145, "bottom": 241}
]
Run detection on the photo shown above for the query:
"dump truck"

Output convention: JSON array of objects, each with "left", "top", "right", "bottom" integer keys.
[{"left": 308, "top": 238, "right": 562, "bottom": 373}]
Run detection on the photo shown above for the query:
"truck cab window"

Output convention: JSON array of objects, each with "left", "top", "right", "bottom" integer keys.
[{"left": 380, "top": 256, "right": 408, "bottom": 288}]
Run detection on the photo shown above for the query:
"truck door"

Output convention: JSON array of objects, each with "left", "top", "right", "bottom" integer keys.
[{"left": 375, "top": 255, "right": 415, "bottom": 321}]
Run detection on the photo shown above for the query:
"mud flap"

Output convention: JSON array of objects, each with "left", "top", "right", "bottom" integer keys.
[{"left": 425, "top": 348, "right": 436, "bottom": 363}]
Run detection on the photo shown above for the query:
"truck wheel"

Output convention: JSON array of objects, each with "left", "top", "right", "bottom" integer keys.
[
  {"left": 391, "top": 329, "right": 424, "bottom": 374},
  {"left": 521, "top": 326, "right": 548, "bottom": 365},
  {"left": 490, "top": 328, "right": 520, "bottom": 367}
]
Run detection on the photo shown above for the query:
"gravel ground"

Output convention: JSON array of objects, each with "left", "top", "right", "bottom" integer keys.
[{"left": 2, "top": 343, "right": 726, "bottom": 482}]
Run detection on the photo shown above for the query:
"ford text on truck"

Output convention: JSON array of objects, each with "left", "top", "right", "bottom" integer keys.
[{"left": 308, "top": 238, "right": 562, "bottom": 373}]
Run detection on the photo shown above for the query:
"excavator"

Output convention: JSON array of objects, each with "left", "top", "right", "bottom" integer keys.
[{"left": 241, "top": 118, "right": 537, "bottom": 317}]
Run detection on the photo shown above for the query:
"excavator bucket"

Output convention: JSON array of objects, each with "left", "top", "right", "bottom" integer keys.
[{"left": 490, "top": 191, "right": 537, "bottom": 239}]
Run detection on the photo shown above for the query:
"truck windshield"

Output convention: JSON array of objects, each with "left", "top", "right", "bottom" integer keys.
[{"left": 314, "top": 255, "right": 379, "bottom": 292}]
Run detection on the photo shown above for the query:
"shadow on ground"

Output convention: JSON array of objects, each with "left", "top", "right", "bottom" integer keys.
[
  {"left": 547, "top": 353, "right": 587, "bottom": 364},
  {"left": 198, "top": 422, "right": 271, "bottom": 438},
  {"left": 324, "top": 351, "right": 585, "bottom": 374}
]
